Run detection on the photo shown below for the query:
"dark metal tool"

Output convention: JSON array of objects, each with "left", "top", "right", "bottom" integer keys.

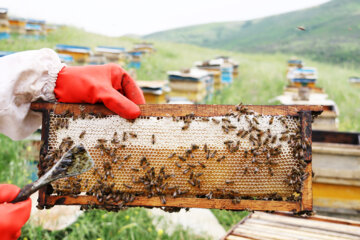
[{"left": 11, "top": 144, "right": 93, "bottom": 203}]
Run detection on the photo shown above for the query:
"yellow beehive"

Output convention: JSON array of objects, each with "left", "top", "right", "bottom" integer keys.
[{"left": 137, "top": 81, "right": 169, "bottom": 104}]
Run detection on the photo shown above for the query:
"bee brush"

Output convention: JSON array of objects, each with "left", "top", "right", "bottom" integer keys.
[{"left": 11, "top": 144, "right": 94, "bottom": 203}]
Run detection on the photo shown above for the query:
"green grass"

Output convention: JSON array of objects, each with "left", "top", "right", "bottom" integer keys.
[
  {"left": 20, "top": 208, "right": 210, "bottom": 240},
  {"left": 0, "top": 24, "right": 359, "bottom": 239}
]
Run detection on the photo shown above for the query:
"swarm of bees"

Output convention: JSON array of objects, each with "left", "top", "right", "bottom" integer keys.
[{"left": 41, "top": 103, "right": 312, "bottom": 211}]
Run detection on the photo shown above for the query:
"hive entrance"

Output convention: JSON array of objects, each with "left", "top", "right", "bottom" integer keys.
[{"left": 33, "top": 103, "right": 320, "bottom": 212}]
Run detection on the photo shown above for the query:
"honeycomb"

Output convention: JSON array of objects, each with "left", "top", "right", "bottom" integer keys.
[{"left": 45, "top": 109, "right": 303, "bottom": 200}]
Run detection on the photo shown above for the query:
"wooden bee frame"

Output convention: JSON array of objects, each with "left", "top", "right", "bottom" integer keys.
[{"left": 31, "top": 102, "right": 322, "bottom": 212}]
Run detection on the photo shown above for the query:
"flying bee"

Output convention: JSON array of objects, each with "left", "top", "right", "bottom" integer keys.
[
  {"left": 129, "top": 132, "right": 137, "bottom": 138},
  {"left": 216, "top": 155, "right": 225, "bottom": 162},
  {"left": 152, "top": 134, "right": 155, "bottom": 144},
  {"left": 212, "top": 118, "right": 220, "bottom": 124},
  {"left": 79, "top": 131, "right": 86, "bottom": 139},
  {"left": 168, "top": 152, "right": 176, "bottom": 158},
  {"left": 124, "top": 154, "right": 132, "bottom": 161},
  {"left": 198, "top": 161, "right": 206, "bottom": 168}
]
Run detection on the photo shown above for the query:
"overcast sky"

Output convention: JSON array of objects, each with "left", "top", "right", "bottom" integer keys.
[{"left": 2, "top": 0, "right": 329, "bottom": 36}]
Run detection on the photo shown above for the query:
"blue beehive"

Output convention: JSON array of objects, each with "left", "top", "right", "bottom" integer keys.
[
  {"left": 221, "top": 65, "right": 233, "bottom": 84},
  {"left": 128, "top": 61, "right": 141, "bottom": 69}
]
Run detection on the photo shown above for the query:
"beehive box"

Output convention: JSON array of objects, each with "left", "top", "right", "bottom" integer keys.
[{"left": 31, "top": 103, "right": 322, "bottom": 212}]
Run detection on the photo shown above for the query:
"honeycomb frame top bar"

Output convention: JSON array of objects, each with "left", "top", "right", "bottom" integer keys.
[{"left": 31, "top": 102, "right": 323, "bottom": 117}]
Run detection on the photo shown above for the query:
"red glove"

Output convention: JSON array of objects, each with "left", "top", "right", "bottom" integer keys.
[
  {"left": 0, "top": 184, "right": 32, "bottom": 240},
  {"left": 55, "top": 63, "right": 145, "bottom": 119}
]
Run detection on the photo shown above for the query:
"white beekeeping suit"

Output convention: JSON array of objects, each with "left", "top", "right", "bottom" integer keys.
[{"left": 0, "top": 48, "right": 65, "bottom": 140}]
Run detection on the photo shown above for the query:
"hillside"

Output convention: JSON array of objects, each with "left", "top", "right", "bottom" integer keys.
[{"left": 145, "top": 0, "right": 360, "bottom": 65}]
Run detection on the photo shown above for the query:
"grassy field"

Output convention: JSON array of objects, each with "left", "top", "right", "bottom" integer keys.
[{"left": 0, "top": 26, "right": 359, "bottom": 239}]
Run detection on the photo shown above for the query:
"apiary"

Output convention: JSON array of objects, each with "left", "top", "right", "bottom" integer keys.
[{"left": 31, "top": 102, "right": 321, "bottom": 212}]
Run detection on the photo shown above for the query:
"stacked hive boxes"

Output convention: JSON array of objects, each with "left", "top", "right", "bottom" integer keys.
[
  {"left": 55, "top": 44, "right": 91, "bottom": 64},
  {"left": 137, "top": 81, "right": 170, "bottom": 104},
  {"left": 95, "top": 46, "right": 127, "bottom": 66},
  {"left": 195, "top": 57, "right": 238, "bottom": 91},
  {"left": 134, "top": 42, "right": 155, "bottom": 54},
  {"left": 127, "top": 50, "right": 142, "bottom": 69},
  {"left": 8, "top": 17, "right": 26, "bottom": 35},
  {"left": 0, "top": 8, "right": 10, "bottom": 39},
  {"left": 26, "top": 19, "right": 46, "bottom": 38},
  {"left": 168, "top": 68, "right": 212, "bottom": 103}
]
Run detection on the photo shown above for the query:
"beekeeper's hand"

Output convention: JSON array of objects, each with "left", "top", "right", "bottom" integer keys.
[
  {"left": 0, "top": 48, "right": 145, "bottom": 141},
  {"left": 55, "top": 63, "right": 145, "bottom": 119},
  {"left": 0, "top": 184, "right": 32, "bottom": 240}
]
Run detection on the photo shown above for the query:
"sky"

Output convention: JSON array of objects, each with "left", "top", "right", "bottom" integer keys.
[{"left": 2, "top": 0, "right": 330, "bottom": 37}]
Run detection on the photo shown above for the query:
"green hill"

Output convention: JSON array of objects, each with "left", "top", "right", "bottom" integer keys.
[{"left": 145, "top": 0, "right": 360, "bottom": 65}]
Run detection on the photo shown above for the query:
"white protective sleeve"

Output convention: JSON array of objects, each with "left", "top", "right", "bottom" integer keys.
[{"left": 0, "top": 48, "right": 65, "bottom": 140}]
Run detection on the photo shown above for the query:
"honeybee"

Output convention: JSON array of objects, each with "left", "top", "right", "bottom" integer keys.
[
  {"left": 79, "top": 131, "right": 86, "bottom": 139},
  {"left": 225, "top": 180, "right": 234, "bottom": 184},
  {"left": 182, "top": 123, "right": 190, "bottom": 130},
  {"left": 216, "top": 155, "right": 225, "bottom": 162},
  {"left": 123, "top": 184, "right": 132, "bottom": 189},
  {"left": 124, "top": 154, "right": 132, "bottom": 161},
  {"left": 191, "top": 144, "right": 199, "bottom": 150},
  {"left": 198, "top": 161, "right": 206, "bottom": 168},
  {"left": 269, "top": 116, "right": 274, "bottom": 125},
  {"left": 204, "top": 144, "right": 208, "bottom": 153},
  {"left": 178, "top": 155, "right": 186, "bottom": 162},
  {"left": 212, "top": 118, "right": 220, "bottom": 124},
  {"left": 195, "top": 172, "right": 203, "bottom": 177},
  {"left": 123, "top": 132, "right": 127, "bottom": 141},
  {"left": 168, "top": 153, "right": 176, "bottom": 158},
  {"left": 188, "top": 180, "right": 195, "bottom": 186},
  {"left": 152, "top": 134, "right": 155, "bottom": 144},
  {"left": 210, "top": 150, "right": 217, "bottom": 158},
  {"left": 129, "top": 132, "right": 137, "bottom": 138}
]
